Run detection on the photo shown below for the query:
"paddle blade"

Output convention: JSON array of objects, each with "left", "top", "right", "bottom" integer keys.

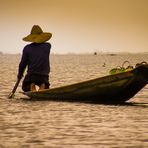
[
  {"left": 8, "top": 78, "right": 21, "bottom": 99},
  {"left": 8, "top": 92, "right": 15, "bottom": 99}
]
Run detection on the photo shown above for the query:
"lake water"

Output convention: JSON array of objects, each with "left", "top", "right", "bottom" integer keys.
[{"left": 0, "top": 53, "right": 148, "bottom": 147}]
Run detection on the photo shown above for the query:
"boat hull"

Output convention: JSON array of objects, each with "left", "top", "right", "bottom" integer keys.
[{"left": 24, "top": 64, "right": 148, "bottom": 104}]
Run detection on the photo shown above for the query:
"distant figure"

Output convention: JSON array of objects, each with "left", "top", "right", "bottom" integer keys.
[
  {"left": 17, "top": 25, "right": 52, "bottom": 92},
  {"left": 102, "top": 63, "right": 106, "bottom": 67},
  {"left": 94, "top": 52, "right": 97, "bottom": 55}
]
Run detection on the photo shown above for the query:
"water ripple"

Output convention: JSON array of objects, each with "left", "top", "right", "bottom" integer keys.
[{"left": 0, "top": 54, "right": 148, "bottom": 147}]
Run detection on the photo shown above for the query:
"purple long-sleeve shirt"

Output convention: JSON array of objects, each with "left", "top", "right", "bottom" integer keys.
[{"left": 18, "top": 42, "right": 51, "bottom": 78}]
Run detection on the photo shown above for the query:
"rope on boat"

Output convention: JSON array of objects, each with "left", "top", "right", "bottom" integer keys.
[
  {"left": 109, "top": 61, "right": 133, "bottom": 75},
  {"left": 135, "top": 61, "right": 148, "bottom": 67},
  {"left": 109, "top": 61, "right": 148, "bottom": 75}
]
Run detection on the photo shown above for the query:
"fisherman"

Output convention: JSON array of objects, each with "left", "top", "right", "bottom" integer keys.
[{"left": 17, "top": 25, "right": 52, "bottom": 92}]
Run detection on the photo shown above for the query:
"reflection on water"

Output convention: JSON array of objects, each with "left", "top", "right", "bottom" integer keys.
[{"left": 0, "top": 54, "right": 148, "bottom": 147}]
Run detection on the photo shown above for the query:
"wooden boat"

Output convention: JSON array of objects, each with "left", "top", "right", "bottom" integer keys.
[{"left": 24, "top": 63, "right": 148, "bottom": 104}]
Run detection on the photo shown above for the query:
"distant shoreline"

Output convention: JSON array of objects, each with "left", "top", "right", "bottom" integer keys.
[{"left": 0, "top": 51, "right": 148, "bottom": 56}]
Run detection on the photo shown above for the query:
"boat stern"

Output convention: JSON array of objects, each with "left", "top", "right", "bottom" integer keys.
[{"left": 134, "top": 64, "right": 148, "bottom": 84}]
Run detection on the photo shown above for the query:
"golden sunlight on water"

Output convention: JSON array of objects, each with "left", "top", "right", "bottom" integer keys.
[{"left": 0, "top": 53, "right": 148, "bottom": 147}]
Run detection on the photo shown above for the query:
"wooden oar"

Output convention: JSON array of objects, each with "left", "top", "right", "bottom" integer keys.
[{"left": 8, "top": 78, "right": 21, "bottom": 98}]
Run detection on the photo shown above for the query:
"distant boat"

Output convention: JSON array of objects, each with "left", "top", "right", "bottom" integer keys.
[
  {"left": 93, "top": 52, "right": 97, "bottom": 55},
  {"left": 108, "top": 53, "right": 117, "bottom": 56},
  {"left": 23, "top": 63, "right": 148, "bottom": 104}
]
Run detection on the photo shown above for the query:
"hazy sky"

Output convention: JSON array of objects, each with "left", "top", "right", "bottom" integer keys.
[{"left": 0, "top": 0, "right": 148, "bottom": 54}]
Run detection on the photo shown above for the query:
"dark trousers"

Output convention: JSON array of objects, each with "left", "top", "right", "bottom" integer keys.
[{"left": 22, "top": 74, "right": 50, "bottom": 92}]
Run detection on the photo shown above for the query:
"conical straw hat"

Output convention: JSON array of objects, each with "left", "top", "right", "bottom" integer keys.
[{"left": 23, "top": 25, "right": 52, "bottom": 43}]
